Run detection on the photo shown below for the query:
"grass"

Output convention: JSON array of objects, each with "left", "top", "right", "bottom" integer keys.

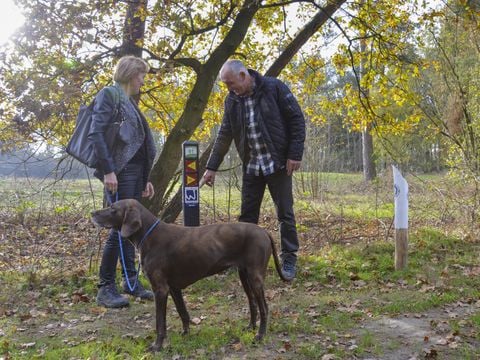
[{"left": 2, "top": 172, "right": 480, "bottom": 358}]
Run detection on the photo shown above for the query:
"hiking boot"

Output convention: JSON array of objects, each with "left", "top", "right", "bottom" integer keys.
[
  {"left": 281, "top": 256, "right": 297, "bottom": 281},
  {"left": 97, "top": 284, "right": 130, "bottom": 308},
  {"left": 122, "top": 277, "right": 154, "bottom": 300}
]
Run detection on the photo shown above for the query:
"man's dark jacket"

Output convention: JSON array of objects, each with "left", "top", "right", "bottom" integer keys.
[{"left": 206, "top": 70, "right": 305, "bottom": 172}]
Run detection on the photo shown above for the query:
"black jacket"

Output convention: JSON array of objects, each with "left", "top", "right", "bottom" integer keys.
[
  {"left": 206, "top": 70, "right": 305, "bottom": 172},
  {"left": 88, "top": 85, "right": 156, "bottom": 185}
]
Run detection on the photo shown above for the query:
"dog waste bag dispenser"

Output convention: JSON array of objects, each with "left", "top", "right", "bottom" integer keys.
[{"left": 182, "top": 141, "right": 200, "bottom": 226}]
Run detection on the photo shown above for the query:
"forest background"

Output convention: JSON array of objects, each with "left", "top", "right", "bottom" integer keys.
[
  {"left": 2, "top": 0, "right": 479, "bottom": 217},
  {"left": 2, "top": 0, "right": 480, "bottom": 358}
]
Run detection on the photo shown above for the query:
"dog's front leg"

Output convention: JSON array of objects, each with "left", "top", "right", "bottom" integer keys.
[
  {"left": 149, "top": 287, "right": 169, "bottom": 352},
  {"left": 170, "top": 288, "right": 190, "bottom": 335}
]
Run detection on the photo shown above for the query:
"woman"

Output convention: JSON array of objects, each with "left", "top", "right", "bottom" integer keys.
[{"left": 89, "top": 55, "right": 157, "bottom": 308}]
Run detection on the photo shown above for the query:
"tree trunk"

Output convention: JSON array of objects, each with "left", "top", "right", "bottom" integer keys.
[
  {"left": 121, "top": 0, "right": 147, "bottom": 58},
  {"left": 362, "top": 126, "right": 376, "bottom": 180},
  {"left": 120, "top": 0, "right": 147, "bottom": 105},
  {"left": 145, "top": 0, "right": 261, "bottom": 215},
  {"left": 360, "top": 21, "right": 376, "bottom": 181}
]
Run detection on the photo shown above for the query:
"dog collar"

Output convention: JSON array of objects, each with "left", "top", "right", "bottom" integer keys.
[{"left": 138, "top": 219, "right": 160, "bottom": 250}]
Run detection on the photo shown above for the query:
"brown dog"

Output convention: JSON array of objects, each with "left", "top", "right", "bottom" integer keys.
[{"left": 91, "top": 199, "right": 287, "bottom": 351}]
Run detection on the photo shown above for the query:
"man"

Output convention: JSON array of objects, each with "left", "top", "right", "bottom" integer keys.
[{"left": 203, "top": 59, "right": 306, "bottom": 280}]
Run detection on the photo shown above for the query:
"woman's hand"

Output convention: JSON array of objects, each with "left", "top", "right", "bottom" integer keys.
[
  {"left": 142, "top": 181, "right": 155, "bottom": 199},
  {"left": 104, "top": 172, "right": 118, "bottom": 193}
]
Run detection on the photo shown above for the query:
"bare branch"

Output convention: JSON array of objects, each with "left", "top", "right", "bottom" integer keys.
[{"left": 265, "top": 0, "right": 347, "bottom": 77}]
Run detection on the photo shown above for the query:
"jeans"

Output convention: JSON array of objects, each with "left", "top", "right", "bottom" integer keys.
[
  {"left": 98, "top": 162, "right": 145, "bottom": 287},
  {"left": 239, "top": 169, "right": 298, "bottom": 259}
]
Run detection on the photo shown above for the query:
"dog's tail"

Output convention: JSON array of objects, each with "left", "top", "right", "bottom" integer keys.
[{"left": 268, "top": 232, "right": 289, "bottom": 282}]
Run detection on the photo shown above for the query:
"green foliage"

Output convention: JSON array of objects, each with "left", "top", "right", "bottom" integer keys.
[{"left": 356, "top": 330, "right": 383, "bottom": 356}]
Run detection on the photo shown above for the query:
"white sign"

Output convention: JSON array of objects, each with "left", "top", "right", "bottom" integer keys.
[
  {"left": 392, "top": 165, "right": 408, "bottom": 229},
  {"left": 184, "top": 146, "right": 198, "bottom": 159},
  {"left": 184, "top": 187, "right": 199, "bottom": 204}
]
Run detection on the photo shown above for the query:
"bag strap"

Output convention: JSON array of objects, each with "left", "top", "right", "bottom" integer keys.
[{"left": 103, "top": 85, "right": 123, "bottom": 119}]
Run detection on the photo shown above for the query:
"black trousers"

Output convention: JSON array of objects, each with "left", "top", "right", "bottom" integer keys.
[
  {"left": 239, "top": 169, "right": 299, "bottom": 260},
  {"left": 98, "top": 163, "right": 144, "bottom": 287}
]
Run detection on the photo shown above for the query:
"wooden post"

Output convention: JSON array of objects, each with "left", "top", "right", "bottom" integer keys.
[{"left": 395, "top": 228, "right": 408, "bottom": 270}]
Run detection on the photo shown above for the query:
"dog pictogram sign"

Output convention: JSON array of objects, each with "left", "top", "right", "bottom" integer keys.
[{"left": 184, "top": 187, "right": 199, "bottom": 204}]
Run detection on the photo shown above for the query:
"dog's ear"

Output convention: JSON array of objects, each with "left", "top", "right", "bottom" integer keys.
[{"left": 121, "top": 205, "right": 142, "bottom": 238}]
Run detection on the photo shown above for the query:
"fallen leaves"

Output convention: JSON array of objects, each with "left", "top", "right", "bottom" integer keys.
[
  {"left": 89, "top": 306, "right": 107, "bottom": 316},
  {"left": 19, "top": 342, "right": 36, "bottom": 349},
  {"left": 423, "top": 347, "right": 438, "bottom": 359},
  {"left": 71, "top": 289, "right": 90, "bottom": 304},
  {"left": 337, "top": 299, "right": 362, "bottom": 313},
  {"left": 276, "top": 341, "right": 291, "bottom": 353},
  {"left": 191, "top": 315, "right": 207, "bottom": 325},
  {"left": 321, "top": 355, "right": 336, "bottom": 360},
  {"left": 231, "top": 341, "right": 243, "bottom": 351},
  {"left": 462, "top": 266, "right": 480, "bottom": 277}
]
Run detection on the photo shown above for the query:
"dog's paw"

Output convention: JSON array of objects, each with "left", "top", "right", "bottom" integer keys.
[
  {"left": 148, "top": 342, "right": 163, "bottom": 352},
  {"left": 253, "top": 333, "right": 264, "bottom": 343}
]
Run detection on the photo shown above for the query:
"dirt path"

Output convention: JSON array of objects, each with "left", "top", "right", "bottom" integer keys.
[{"left": 358, "top": 300, "right": 480, "bottom": 359}]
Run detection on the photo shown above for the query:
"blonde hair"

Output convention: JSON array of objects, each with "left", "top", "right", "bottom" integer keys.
[{"left": 113, "top": 55, "right": 150, "bottom": 84}]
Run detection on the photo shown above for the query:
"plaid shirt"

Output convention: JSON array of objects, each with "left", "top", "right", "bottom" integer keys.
[{"left": 244, "top": 95, "right": 275, "bottom": 176}]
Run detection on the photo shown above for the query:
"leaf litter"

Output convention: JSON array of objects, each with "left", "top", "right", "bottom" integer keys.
[{"left": 1, "top": 206, "right": 480, "bottom": 359}]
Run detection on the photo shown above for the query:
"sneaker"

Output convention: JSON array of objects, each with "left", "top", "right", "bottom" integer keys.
[
  {"left": 122, "top": 277, "right": 154, "bottom": 300},
  {"left": 281, "top": 256, "right": 297, "bottom": 281},
  {"left": 97, "top": 284, "right": 130, "bottom": 308}
]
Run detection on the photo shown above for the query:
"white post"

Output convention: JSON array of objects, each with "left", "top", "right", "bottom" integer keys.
[{"left": 392, "top": 165, "right": 409, "bottom": 270}]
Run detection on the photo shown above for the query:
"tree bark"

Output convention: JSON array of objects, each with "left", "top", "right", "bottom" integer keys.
[
  {"left": 121, "top": 0, "right": 147, "bottom": 58},
  {"left": 362, "top": 125, "right": 376, "bottom": 181}
]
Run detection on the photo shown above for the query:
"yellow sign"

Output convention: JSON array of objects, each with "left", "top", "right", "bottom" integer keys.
[
  {"left": 186, "top": 175, "right": 197, "bottom": 186},
  {"left": 186, "top": 160, "right": 197, "bottom": 172}
]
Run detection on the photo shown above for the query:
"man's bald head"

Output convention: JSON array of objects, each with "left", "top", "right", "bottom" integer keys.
[
  {"left": 219, "top": 59, "right": 254, "bottom": 96},
  {"left": 220, "top": 59, "right": 248, "bottom": 80}
]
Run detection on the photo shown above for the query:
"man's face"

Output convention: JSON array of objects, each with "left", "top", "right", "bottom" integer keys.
[{"left": 221, "top": 69, "right": 249, "bottom": 96}]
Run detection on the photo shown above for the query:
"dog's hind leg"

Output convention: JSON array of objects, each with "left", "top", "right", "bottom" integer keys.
[
  {"left": 238, "top": 268, "right": 258, "bottom": 330},
  {"left": 249, "top": 274, "right": 268, "bottom": 342},
  {"left": 170, "top": 288, "right": 190, "bottom": 335}
]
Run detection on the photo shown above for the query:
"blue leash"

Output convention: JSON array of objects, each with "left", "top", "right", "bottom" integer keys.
[{"left": 106, "top": 191, "right": 160, "bottom": 292}]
